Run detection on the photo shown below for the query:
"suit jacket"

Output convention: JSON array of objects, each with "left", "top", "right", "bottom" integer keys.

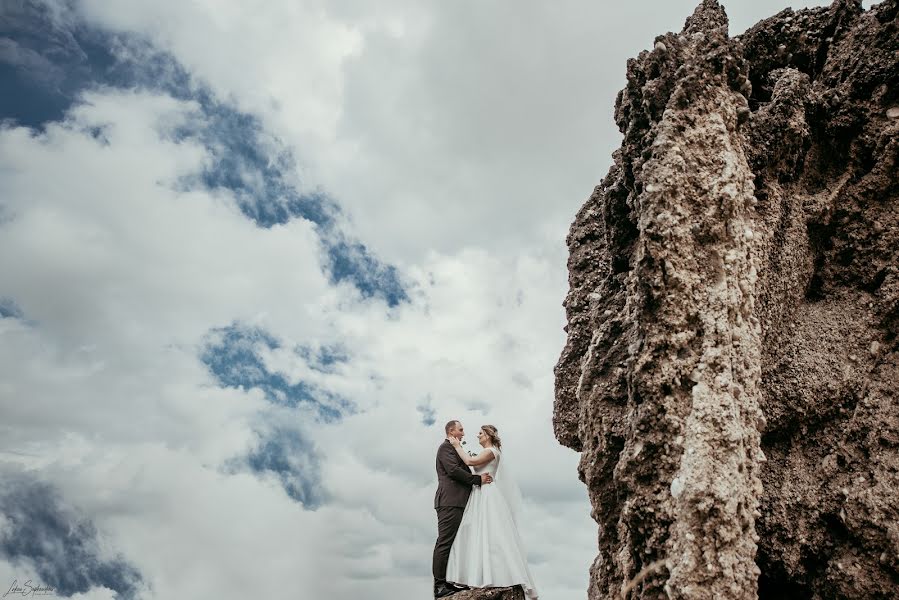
[{"left": 434, "top": 439, "right": 482, "bottom": 509}]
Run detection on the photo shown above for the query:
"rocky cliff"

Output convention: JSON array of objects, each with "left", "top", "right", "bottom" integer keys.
[{"left": 553, "top": 0, "right": 898, "bottom": 598}]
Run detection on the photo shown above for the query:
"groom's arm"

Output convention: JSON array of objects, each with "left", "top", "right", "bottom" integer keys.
[{"left": 438, "top": 444, "right": 482, "bottom": 487}]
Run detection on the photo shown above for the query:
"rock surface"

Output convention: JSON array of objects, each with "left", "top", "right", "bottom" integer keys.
[
  {"left": 445, "top": 586, "right": 525, "bottom": 600},
  {"left": 553, "top": 0, "right": 898, "bottom": 598}
]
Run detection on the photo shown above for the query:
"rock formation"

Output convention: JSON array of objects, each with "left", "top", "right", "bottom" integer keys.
[
  {"left": 447, "top": 586, "right": 525, "bottom": 600},
  {"left": 553, "top": 0, "right": 898, "bottom": 598}
]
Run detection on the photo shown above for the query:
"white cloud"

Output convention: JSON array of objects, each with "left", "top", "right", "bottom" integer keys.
[
  {"left": 0, "top": 85, "right": 590, "bottom": 598},
  {"left": 76, "top": 0, "right": 831, "bottom": 264}
]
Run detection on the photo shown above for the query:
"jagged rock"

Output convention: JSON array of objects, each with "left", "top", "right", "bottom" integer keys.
[
  {"left": 444, "top": 586, "right": 525, "bottom": 600},
  {"left": 554, "top": 0, "right": 898, "bottom": 598}
]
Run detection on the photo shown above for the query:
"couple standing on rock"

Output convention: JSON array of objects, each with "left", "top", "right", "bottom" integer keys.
[{"left": 431, "top": 420, "right": 539, "bottom": 599}]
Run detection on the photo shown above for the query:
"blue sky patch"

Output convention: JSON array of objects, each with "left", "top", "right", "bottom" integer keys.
[
  {"left": 417, "top": 405, "right": 437, "bottom": 427},
  {"left": 0, "top": 297, "right": 24, "bottom": 319},
  {"left": 296, "top": 342, "right": 349, "bottom": 374},
  {"left": 324, "top": 234, "right": 409, "bottom": 306},
  {"left": 0, "top": 471, "right": 144, "bottom": 599},
  {"left": 201, "top": 323, "right": 353, "bottom": 422},
  {"left": 203, "top": 324, "right": 348, "bottom": 507},
  {"left": 243, "top": 426, "right": 327, "bottom": 509},
  {"left": 0, "top": 1, "right": 117, "bottom": 129},
  {"left": 416, "top": 394, "right": 437, "bottom": 427}
]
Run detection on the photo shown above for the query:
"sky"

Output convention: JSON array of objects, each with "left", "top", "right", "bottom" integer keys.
[{"left": 0, "top": 1, "right": 836, "bottom": 598}]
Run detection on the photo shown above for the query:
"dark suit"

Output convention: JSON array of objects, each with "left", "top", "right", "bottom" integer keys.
[{"left": 432, "top": 439, "right": 482, "bottom": 589}]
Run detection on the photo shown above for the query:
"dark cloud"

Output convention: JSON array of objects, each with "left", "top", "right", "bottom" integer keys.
[
  {"left": 0, "top": 471, "right": 145, "bottom": 599},
  {"left": 0, "top": 0, "right": 115, "bottom": 128},
  {"left": 0, "top": 297, "right": 23, "bottom": 319},
  {"left": 0, "top": 37, "right": 64, "bottom": 85}
]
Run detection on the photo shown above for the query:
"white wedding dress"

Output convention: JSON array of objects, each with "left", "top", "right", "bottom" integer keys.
[{"left": 446, "top": 446, "right": 539, "bottom": 599}]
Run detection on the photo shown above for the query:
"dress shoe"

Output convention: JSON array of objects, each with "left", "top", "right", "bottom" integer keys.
[
  {"left": 448, "top": 582, "right": 470, "bottom": 591},
  {"left": 434, "top": 584, "right": 459, "bottom": 598}
]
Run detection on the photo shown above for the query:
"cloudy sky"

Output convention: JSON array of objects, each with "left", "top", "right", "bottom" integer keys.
[{"left": 0, "top": 1, "right": 837, "bottom": 598}]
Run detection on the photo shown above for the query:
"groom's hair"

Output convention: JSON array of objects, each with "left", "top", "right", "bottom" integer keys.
[{"left": 444, "top": 420, "right": 459, "bottom": 434}]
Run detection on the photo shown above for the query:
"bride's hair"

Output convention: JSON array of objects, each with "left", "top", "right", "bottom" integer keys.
[{"left": 481, "top": 425, "right": 501, "bottom": 449}]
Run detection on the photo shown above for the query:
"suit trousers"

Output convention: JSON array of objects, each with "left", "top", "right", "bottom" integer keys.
[{"left": 432, "top": 506, "right": 465, "bottom": 587}]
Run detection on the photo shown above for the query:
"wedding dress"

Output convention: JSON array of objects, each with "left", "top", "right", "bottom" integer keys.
[{"left": 445, "top": 446, "right": 539, "bottom": 599}]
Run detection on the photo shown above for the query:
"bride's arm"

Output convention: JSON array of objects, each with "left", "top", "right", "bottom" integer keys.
[{"left": 449, "top": 439, "right": 496, "bottom": 467}]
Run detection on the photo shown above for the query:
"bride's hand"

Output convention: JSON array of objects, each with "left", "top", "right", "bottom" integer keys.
[{"left": 448, "top": 436, "right": 461, "bottom": 447}]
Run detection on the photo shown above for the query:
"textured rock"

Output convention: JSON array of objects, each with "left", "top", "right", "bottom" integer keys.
[
  {"left": 554, "top": 1, "right": 898, "bottom": 598},
  {"left": 446, "top": 586, "right": 525, "bottom": 600}
]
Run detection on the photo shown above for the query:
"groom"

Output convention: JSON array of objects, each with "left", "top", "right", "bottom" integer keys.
[{"left": 433, "top": 420, "right": 493, "bottom": 598}]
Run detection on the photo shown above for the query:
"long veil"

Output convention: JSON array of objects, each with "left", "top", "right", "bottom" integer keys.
[{"left": 492, "top": 447, "right": 524, "bottom": 524}]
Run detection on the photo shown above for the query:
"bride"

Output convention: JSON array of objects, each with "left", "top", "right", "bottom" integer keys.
[{"left": 445, "top": 425, "right": 539, "bottom": 599}]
